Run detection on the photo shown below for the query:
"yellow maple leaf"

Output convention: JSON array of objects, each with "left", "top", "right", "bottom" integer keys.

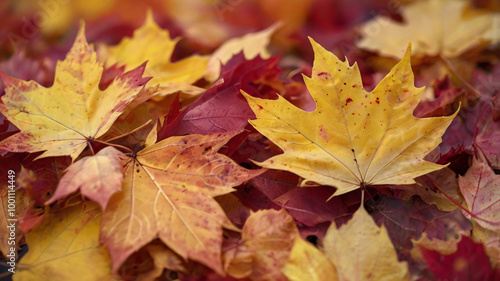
[
  {"left": 99, "top": 11, "right": 208, "bottom": 97},
  {"left": 282, "top": 236, "right": 338, "bottom": 281},
  {"left": 14, "top": 200, "right": 117, "bottom": 281},
  {"left": 243, "top": 38, "right": 457, "bottom": 197},
  {"left": 100, "top": 132, "right": 263, "bottom": 275},
  {"left": 357, "top": 0, "right": 499, "bottom": 59},
  {"left": 0, "top": 22, "right": 149, "bottom": 162},
  {"left": 205, "top": 23, "right": 279, "bottom": 82},
  {"left": 283, "top": 205, "right": 408, "bottom": 281}
]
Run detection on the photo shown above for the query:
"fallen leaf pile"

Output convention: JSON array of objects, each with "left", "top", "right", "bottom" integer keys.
[{"left": 1, "top": 0, "right": 499, "bottom": 280}]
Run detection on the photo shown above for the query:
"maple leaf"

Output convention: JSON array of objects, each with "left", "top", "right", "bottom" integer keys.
[
  {"left": 99, "top": 11, "right": 208, "bottom": 97},
  {"left": 247, "top": 170, "right": 362, "bottom": 226},
  {"left": 324, "top": 205, "right": 409, "bottom": 280},
  {"left": 282, "top": 205, "right": 409, "bottom": 281},
  {"left": 14, "top": 200, "right": 117, "bottom": 281},
  {"left": 100, "top": 132, "right": 262, "bottom": 275},
  {"left": 0, "top": 23, "right": 150, "bottom": 161},
  {"left": 357, "top": 0, "right": 499, "bottom": 59},
  {"left": 399, "top": 167, "right": 464, "bottom": 212},
  {"left": 459, "top": 149, "right": 500, "bottom": 231},
  {"left": 159, "top": 54, "right": 283, "bottom": 138},
  {"left": 471, "top": 223, "right": 500, "bottom": 267},
  {"left": 243, "top": 38, "right": 457, "bottom": 197},
  {"left": 136, "top": 243, "right": 186, "bottom": 281},
  {"left": 224, "top": 209, "right": 299, "bottom": 281},
  {"left": 420, "top": 235, "right": 500, "bottom": 281},
  {"left": 410, "top": 233, "right": 459, "bottom": 263},
  {"left": 282, "top": 236, "right": 338, "bottom": 281},
  {"left": 205, "top": 24, "right": 279, "bottom": 82},
  {"left": 368, "top": 194, "right": 471, "bottom": 267},
  {"left": 45, "top": 146, "right": 125, "bottom": 210}
]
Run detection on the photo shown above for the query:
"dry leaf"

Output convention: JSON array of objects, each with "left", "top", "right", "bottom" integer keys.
[
  {"left": 0, "top": 23, "right": 149, "bottom": 161},
  {"left": 323, "top": 205, "right": 409, "bottom": 281},
  {"left": 224, "top": 209, "right": 299, "bottom": 281},
  {"left": 205, "top": 24, "right": 279, "bottom": 82},
  {"left": 459, "top": 149, "right": 500, "bottom": 231},
  {"left": 99, "top": 11, "right": 208, "bottom": 97},
  {"left": 282, "top": 236, "right": 338, "bottom": 281},
  {"left": 357, "top": 0, "right": 499, "bottom": 59},
  {"left": 45, "top": 147, "right": 125, "bottom": 210},
  {"left": 14, "top": 200, "right": 117, "bottom": 281},
  {"left": 100, "top": 132, "right": 262, "bottom": 275},
  {"left": 243, "top": 38, "right": 457, "bottom": 197}
]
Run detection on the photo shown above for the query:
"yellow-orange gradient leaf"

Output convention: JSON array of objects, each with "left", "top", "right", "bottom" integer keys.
[
  {"left": 224, "top": 209, "right": 299, "bottom": 281},
  {"left": 243, "top": 38, "right": 457, "bottom": 197},
  {"left": 100, "top": 132, "right": 263, "bottom": 275},
  {"left": 0, "top": 23, "right": 149, "bottom": 162},
  {"left": 14, "top": 200, "right": 117, "bottom": 281},
  {"left": 46, "top": 147, "right": 125, "bottom": 210}
]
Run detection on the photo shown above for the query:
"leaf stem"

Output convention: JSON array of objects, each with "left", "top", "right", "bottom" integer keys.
[
  {"left": 439, "top": 54, "right": 481, "bottom": 98},
  {"left": 430, "top": 181, "right": 492, "bottom": 224},
  {"left": 103, "top": 119, "right": 153, "bottom": 143},
  {"left": 92, "top": 139, "right": 133, "bottom": 153}
]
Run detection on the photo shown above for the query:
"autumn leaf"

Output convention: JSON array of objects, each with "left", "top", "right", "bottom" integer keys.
[
  {"left": 224, "top": 209, "right": 299, "bottom": 281},
  {"left": 14, "top": 200, "right": 117, "bottom": 281},
  {"left": 159, "top": 54, "right": 283, "bottom": 138},
  {"left": 243, "top": 38, "right": 457, "bottom": 197},
  {"left": 282, "top": 205, "right": 408, "bottom": 281},
  {"left": 247, "top": 170, "right": 362, "bottom": 226},
  {"left": 0, "top": 23, "right": 150, "bottom": 162},
  {"left": 99, "top": 10, "right": 208, "bottom": 97},
  {"left": 100, "top": 132, "right": 262, "bottom": 275},
  {"left": 282, "top": 236, "right": 337, "bottom": 281},
  {"left": 471, "top": 223, "right": 500, "bottom": 267},
  {"left": 205, "top": 24, "right": 279, "bottom": 82},
  {"left": 324, "top": 205, "right": 409, "bottom": 280},
  {"left": 357, "top": 0, "right": 499, "bottom": 59},
  {"left": 45, "top": 146, "right": 125, "bottom": 210},
  {"left": 399, "top": 167, "right": 464, "bottom": 212},
  {"left": 410, "top": 232, "right": 459, "bottom": 263},
  {"left": 419, "top": 235, "right": 500, "bottom": 281},
  {"left": 459, "top": 149, "right": 500, "bottom": 231},
  {"left": 136, "top": 243, "right": 186, "bottom": 281}
]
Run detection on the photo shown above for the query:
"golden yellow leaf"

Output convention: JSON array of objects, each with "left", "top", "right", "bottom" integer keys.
[
  {"left": 100, "top": 11, "right": 208, "bottom": 97},
  {"left": 0, "top": 22, "right": 149, "bottom": 161},
  {"left": 205, "top": 23, "right": 279, "bottom": 82},
  {"left": 14, "top": 201, "right": 117, "bottom": 281},
  {"left": 243, "top": 38, "right": 457, "bottom": 197},
  {"left": 357, "top": 0, "right": 499, "bottom": 59},
  {"left": 282, "top": 236, "right": 338, "bottom": 281},
  {"left": 323, "top": 205, "right": 409, "bottom": 281}
]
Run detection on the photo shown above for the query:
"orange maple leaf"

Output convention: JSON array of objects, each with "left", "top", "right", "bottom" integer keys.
[{"left": 100, "top": 132, "right": 263, "bottom": 275}]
